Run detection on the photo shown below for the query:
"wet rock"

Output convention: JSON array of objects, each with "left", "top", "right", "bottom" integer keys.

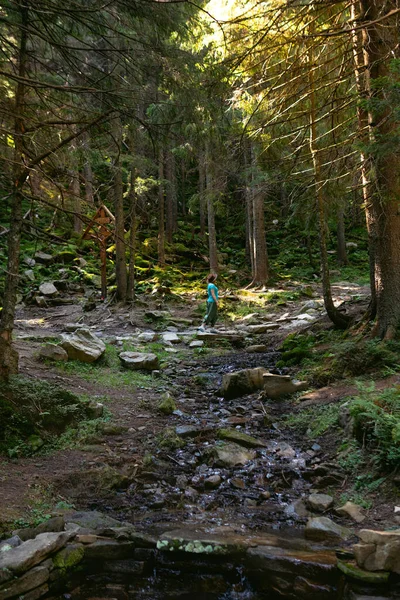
[
  {"left": 230, "top": 477, "right": 246, "bottom": 490},
  {"left": 247, "top": 545, "right": 337, "bottom": 579},
  {"left": 305, "top": 517, "right": 353, "bottom": 543},
  {"left": 119, "top": 351, "right": 159, "bottom": 371},
  {"left": 336, "top": 502, "right": 366, "bottom": 523},
  {"left": 34, "top": 251, "right": 53, "bottom": 265},
  {"left": 176, "top": 425, "right": 215, "bottom": 438},
  {"left": 103, "top": 559, "right": 144, "bottom": 575},
  {"left": 210, "top": 442, "right": 256, "bottom": 467},
  {"left": 246, "top": 344, "right": 267, "bottom": 353},
  {"left": 285, "top": 499, "right": 309, "bottom": 520},
  {"left": 61, "top": 329, "right": 105, "bottom": 363},
  {"left": 0, "top": 532, "right": 73, "bottom": 574},
  {"left": 218, "top": 428, "right": 267, "bottom": 448},
  {"left": 39, "top": 344, "right": 68, "bottom": 362},
  {"left": 221, "top": 367, "right": 267, "bottom": 399},
  {"left": 84, "top": 540, "right": 136, "bottom": 560},
  {"left": 275, "top": 442, "right": 296, "bottom": 459},
  {"left": 307, "top": 494, "right": 334, "bottom": 513},
  {"left": 263, "top": 373, "right": 308, "bottom": 399}
]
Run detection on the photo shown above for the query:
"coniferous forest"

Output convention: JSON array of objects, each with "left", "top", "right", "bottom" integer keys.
[{"left": 1, "top": 2, "right": 400, "bottom": 598}]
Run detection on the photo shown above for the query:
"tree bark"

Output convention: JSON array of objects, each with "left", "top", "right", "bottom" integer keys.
[
  {"left": 69, "top": 138, "right": 82, "bottom": 234},
  {"left": 199, "top": 150, "right": 206, "bottom": 237},
  {"left": 205, "top": 143, "right": 218, "bottom": 274},
  {"left": 336, "top": 207, "right": 348, "bottom": 266},
  {"left": 158, "top": 147, "right": 166, "bottom": 265},
  {"left": 358, "top": 0, "right": 400, "bottom": 337},
  {"left": 0, "top": 3, "right": 29, "bottom": 378},
  {"left": 82, "top": 131, "right": 95, "bottom": 206},
  {"left": 113, "top": 113, "right": 127, "bottom": 301},
  {"left": 252, "top": 186, "right": 269, "bottom": 286},
  {"left": 165, "top": 146, "right": 176, "bottom": 244}
]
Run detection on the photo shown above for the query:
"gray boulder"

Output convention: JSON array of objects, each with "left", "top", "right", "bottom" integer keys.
[
  {"left": 34, "top": 251, "right": 53, "bottom": 265},
  {"left": 263, "top": 373, "right": 308, "bottom": 399},
  {"left": 305, "top": 517, "right": 353, "bottom": 543},
  {"left": 0, "top": 532, "right": 72, "bottom": 574},
  {"left": 162, "top": 332, "right": 180, "bottom": 344},
  {"left": 210, "top": 442, "right": 256, "bottom": 467},
  {"left": 335, "top": 501, "right": 366, "bottom": 523},
  {"left": 39, "top": 344, "right": 68, "bottom": 362},
  {"left": 61, "top": 329, "right": 106, "bottom": 363},
  {"left": 119, "top": 351, "right": 159, "bottom": 371},
  {"left": 306, "top": 494, "right": 334, "bottom": 513},
  {"left": 39, "top": 282, "right": 58, "bottom": 297},
  {"left": 221, "top": 367, "right": 268, "bottom": 399},
  {"left": 137, "top": 332, "right": 157, "bottom": 343},
  {"left": 23, "top": 270, "right": 35, "bottom": 282}
]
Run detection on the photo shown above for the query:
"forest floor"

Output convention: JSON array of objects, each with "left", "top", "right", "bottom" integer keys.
[{"left": 0, "top": 280, "right": 398, "bottom": 539}]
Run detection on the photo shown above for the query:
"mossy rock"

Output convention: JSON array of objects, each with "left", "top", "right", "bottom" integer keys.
[
  {"left": 218, "top": 429, "right": 267, "bottom": 448},
  {"left": 55, "top": 250, "right": 76, "bottom": 264},
  {"left": 53, "top": 544, "right": 85, "bottom": 571},
  {"left": 158, "top": 393, "right": 176, "bottom": 415},
  {"left": 337, "top": 560, "right": 390, "bottom": 583}
]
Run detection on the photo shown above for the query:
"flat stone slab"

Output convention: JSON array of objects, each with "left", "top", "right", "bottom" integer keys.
[
  {"left": 197, "top": 332, "right": 244, "bottom": 342},
  {"left": 137, "top": 332, "right": 157, "bottom": 343},
  {"left": 0, "top": 532, "right": 73, "bottom": 575},
  {"left": 162, "top": 332, "right": 180, "bottom": 344},
  {"left": 189, "top": 340, "right": 204, "bottom": 348},
  {"left": 119, "top": 351, "right": 159, "bottom": 371},
  {"left": 240, "top": 323, "right": 280, "bottom": 333},
  {"left": 218, "top": 428, "right": 267, "bottom": 448}
]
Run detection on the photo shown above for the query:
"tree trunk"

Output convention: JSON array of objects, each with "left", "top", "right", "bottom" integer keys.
[
  {"left": 158, "top": 147, "right": 165, "bottom": 265},
  {"left": 82, "top": 131, "right": 95, "bottom": 206},
  {"left": 351, "top": 0, "right": 377, "bottom": 319},
  {"left": 113, "top": 113, "right": 127, "bottom": 301},
  {"left": 358, "top": 1, "right": 400, "bottom": 337},
  {"left": 336, "top": 207, "right": 348, "bottom": 266},
  {"left": 165, "top": 146, "right": 176, "bottom": 244},
  {"left": 0, "top": 3, "right": 29, "bottom": 378},
  {"left": 309, "top": 41, "right": 351, "bottom": 329},
  {"left": 199, "top": 150, "right": 206, "bottom": 237},
  {"left": 252, "top": 186, "right": 269, "bottom": 286},
  {"left": 205, "top": 143, "right": 218, "bottom": 274},
  {"left": 69, "top": 138, "right": 82, "bottom": 234}
]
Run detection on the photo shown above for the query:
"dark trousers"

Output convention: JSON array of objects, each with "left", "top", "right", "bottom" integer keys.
[{"left": 204, "top": 301, "right": 218, "bottom": 326}]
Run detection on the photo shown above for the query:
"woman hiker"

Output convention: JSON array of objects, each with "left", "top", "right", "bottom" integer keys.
[{"left": 198, "top": 273, "right": 218, "bottom": 332}]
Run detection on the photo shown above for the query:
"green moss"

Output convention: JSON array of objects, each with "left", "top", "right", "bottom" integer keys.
[
  {"left": 337, "top": 560, "right": 389, "bottom": 583},
  {"left": 157, "top": 392, "right": 176, "bottom": 415},
  {"left": 53, "top": 545, "right": 85, "bottom": 571}
]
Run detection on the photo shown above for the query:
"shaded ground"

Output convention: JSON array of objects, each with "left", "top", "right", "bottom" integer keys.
[{"left": 1, "top": 282, "right": 398, "bottom": 538}]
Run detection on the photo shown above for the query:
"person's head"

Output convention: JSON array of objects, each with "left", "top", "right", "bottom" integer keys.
[{"left": 207, "top": 273, "right": 217, "bottom": 283}]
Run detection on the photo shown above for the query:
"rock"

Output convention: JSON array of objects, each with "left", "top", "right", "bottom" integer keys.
[
  {"left": 307, "top": 494, "right": 334, "bottom": 513},
  {"left": 137, "top": 332, "right": 157, "bottom": 343},
  {"left": 86, "top": 401, "right": 104, "bottom": 419},
  {"left": 337, "top": 560, "right": 389, "bottom": 583},
  {"left": 292, "top": 313, "right": 316, "bottom": 322},
  {"left": 162, "top": 332, "right": 180, "bottom": 344},
  {"left": 336, "top": 502, "right": 366, "bottom": 523},
  {"left": 24, "top": 270, "right": 35, "bottom": 282},
  {"left": 55, "top": 250, "right": 76, "bottom": 264},
  {"left": 211, "top": 442, "right": 256, "bottom": 467},
  {"left": 63, "top": 510, "right": 125, "bottom": 531},
  {"left": 24, "top": 257, "right": 36, "bottom": 267},
  {"left": 346, "top": 242, "right": 358, "bottom": 249},
  {"left": 305, "top": 517, "right": 353, "bottom": 543},
  {"left": 145, "top": 310, "right": 170, "bottom": 320},
  {"left": 52, "top": 544, "right": 85, "bottom": 570},
  {"left": 61, "top": 329, "right": 105, "bottom": 363},
  {"left": 63, "top": 323, "right": 86, "bottom": 332},
  {"left": 13, "top": 517, "right": 65, "bottom": 543},
  {"left": 103, "top": 559, "right": 144, "bottom": 575},
  {"left": 357, "top": 530, "right": 400, "bottom": 573},
  {"left": 176, "top": 425, "right": 215, "bottom": 438},
  {"left": 84, "top": 540, "right": 136, "bottom": 560},
  {"left": 0, "top": 532, "right": 73, "bottom": 574},
  {"left": 0, "top": 562, "right": 50, "bottom": 600},
  {"left": 240, "top": 324, "right": 280, "bottom": 334},
  {"left": 34, "top": 251, "right": 53, "bottom": 265},
  {"left": 0, "top": 538, "right": 22, "bottom": 553},
  {"left": 353, "top": 543, "right": 376, "bottom": 567},
  {"left": 263, "top": 373, "right": 308, "bottom": 399},
  {"left": 189, "top": 340, "right": 204, "bottom": 348},
  {"left": 246, "top": 344, "right": 267, "bottom": 353},
  {"left": 158, "top": 392, "right": 176, "bottom": 415},
  {"left": 39, "top": 344, "right": 68, "bottom": 362},
  {"left": 204, "top": 475, "right": 222, "bottom": 489},
  {"left": 221, "top": 367, "right": 267, "bottom": 399},
  {"left": 35, "top": 296, "right": 47, "bottom": 308},
  {"left": 218, "top": 428, "right": 267, "bottom": 448},
  {"left": 119, "top": 351, "right": 159, "bottom": 371},
  {"left": 76, "top": 257, "right": 87, "bottom": 267},
  {"left": 284, "top": 499, "right": 309, "bottom": 519}
]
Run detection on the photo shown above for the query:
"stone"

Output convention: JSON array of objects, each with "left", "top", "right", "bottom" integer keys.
[
  {"left": 137, "top": 332, "right": 157, "bottom": 343},
  {"left": 204, "top": 475, "right": 222, "bottom": 489},
  {"left": 263, "top": 373, "right": 308, "bottom": 399},
  {"left": 176, "top": 425, "right": 215, "bottom": 438},
  {"left": 0, "top": 532, "right": 73, "bottom": 574},
  {"left": 0, "top": 538, "right": 22, "bottom": 553},
  {"left": 307, "top": 494, "right": 334, "bottom": 513},
  {"left": 336, "top": 502, "right": 366, "bottom": 523},
  {"left": 158, "top": 392, "right": 176, "bottom": 415},
  {"left": 84, "top": 540, "right": 136, "bottom": 560},
  {"left": 52, "top": 544, "right": 84, "bottom": 570},
  {"left": 0, "top": 565, "right": 50, "bottom": 600},
  {"left": 104, "top": 560, "right": 144, "bottom": 575},
  {"left": 364, "top": 538, "right": 400, "bottom": 573},
  {"left": 211, "top": 442, "right": 256, "bottom": 468},
  {"left": 24, "top": 257, "right": 36, "bottom": 267},
  {"left": 218, "top": 428, "right": 267, "bottom": 448},
  {"left": 293, "top": 313, "right": 316, "bottom": 322},
  {"left": 61, "top": 329, "right": 105, "bottom": 363},
  {"left": 38, "top": 283, "right": 58, "bottom": 296},
  {"left": 358, "top": 529, "right": 400, "bottom": 545},
  {"left": 241, "top": 324, "right": 280, "bottom": 334},
  {"left": 119, "top": 351, "right": 159, "bottom": 371},
  {"left": 353, "top": 543, "right": 375, "bottom": 567},
  {"left": 34, "top": 251, "right": 53, "bottom": 265},
  {"left": 247, "top": 545, "right": 337, "bottom": 579},
  {"left": 35, "top": 296, "right": 47, "bottom": 308},
  {"left": 189, "top": 340, "right": 204, "bottom": 348},
  {"left": 305, "top": 517, "right": 353, "bottom": 543},
  {"left": 24, "top": 270, "right": 35, "bottom": 282},
  {"left": 221, "top": 367, "right": 268, "bottom": 399},
  {"left": 246, "top": 345, "right": 267, "bottom": 353},
  {"left": 275, "top": 442, "right": 296, "bottom": 459},
  {"left": 162, "top": 332, "right": 180, "bottom": 344},
  {"left": 63, "top": 323, "right": 86, "bottom": 332},
  {"left": 13, "top": 517, "right": 65, "bottom": 543},
  {"left": 63, "top": 510, "right": 125, "bottom": 531},
  {"left": 337, "top": 560, "right": 389, "bottom": 583},
  {"left": 39, "top": 344, "right": 68, "bottom": 362},
  {"left": 145, "top": 310, "right": 170, "bottom": 320}
]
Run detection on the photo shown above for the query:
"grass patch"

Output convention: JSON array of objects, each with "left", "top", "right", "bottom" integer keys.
[{"left": 283, "top": 403, "right": 342, "bottom": 438}]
